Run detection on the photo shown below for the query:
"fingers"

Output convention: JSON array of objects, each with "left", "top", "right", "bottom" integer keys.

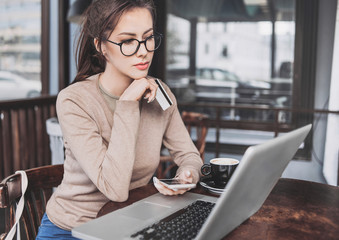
[
  {"left": 120, "top": 77, "right": 158, "bottom": 102},
  {"left": 153, "top": 177, "right": 174, "bottom": 195},
  {"left": 143, "top": 92, "right": 152, "bottom": 101},
  {"left": 145, "top": 78, "right": 158, "bottom": 103},
  {"left": 156, "top": 183, "right": 188, "bottom": 195},
  {"left": 177, "top": 170, "right": 193, "bottom": 183}
]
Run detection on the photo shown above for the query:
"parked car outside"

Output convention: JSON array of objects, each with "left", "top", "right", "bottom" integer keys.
[
  {"left": 166, "top": 67, "right": 272, "bottom": 105},
  {"left": 166, "top": 67, "right": 292, "bottom": 121},
  {"left": 0, "top": 71, "right": 41, "bottom": 100}
]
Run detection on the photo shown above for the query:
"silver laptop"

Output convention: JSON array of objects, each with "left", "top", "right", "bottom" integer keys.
[{"left": 72, "top": 124, "right": 312, "bottom": 240}]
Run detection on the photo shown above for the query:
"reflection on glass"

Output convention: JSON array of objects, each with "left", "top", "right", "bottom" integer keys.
[
  {"left": 165, "top": 0, "right": 295, "bottom": 123},
  {"left": 0, "top": 0, "right": 41, "bottom": 100}
]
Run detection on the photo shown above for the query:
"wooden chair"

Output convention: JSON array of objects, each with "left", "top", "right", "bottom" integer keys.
[
  {"left": 157, "top": 111, "right": 209, "bottom": 179},
  {"left": 0, "top": 164, "right": 64, "bottom": 240}
]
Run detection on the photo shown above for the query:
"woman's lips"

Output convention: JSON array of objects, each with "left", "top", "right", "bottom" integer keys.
[{"left": 134, "top": 62, "right": 149, "bottom": 70}]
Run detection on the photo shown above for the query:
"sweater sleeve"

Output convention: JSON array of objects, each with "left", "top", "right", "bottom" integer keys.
[
  {"left": 162, "top": 93, "right": 203, "bottom": 183},
  {"left": 56, "top": 92, "right": 140, "bottom": 202}
]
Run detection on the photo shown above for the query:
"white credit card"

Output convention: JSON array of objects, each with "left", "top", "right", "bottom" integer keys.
[{"left": 155, "top": 79, "right": 173, "bottom": 111}]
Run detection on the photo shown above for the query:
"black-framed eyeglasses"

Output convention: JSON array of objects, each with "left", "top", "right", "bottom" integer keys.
[{"left": 104, "top": 33, "right": 162, "bottom": 56}]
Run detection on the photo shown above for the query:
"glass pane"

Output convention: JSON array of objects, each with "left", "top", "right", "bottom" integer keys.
[
  {"left": 273, "top": 21, "right": 295, "bottom": 123},
  {"left": 165, "top": 0, "right": 295, "bottom": 123},
  {"left": 0, "top": 0, "right": 41, "bottom": 101}
]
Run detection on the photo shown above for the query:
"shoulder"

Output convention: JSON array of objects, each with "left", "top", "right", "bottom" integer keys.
[
  {"left": 56, "top": 74, "right": 104, "bottom": 115},
  {"left": 59, "top": 75, "right": 98, "bottom": 97},
  {"left": 58, "top": 75, "right": 99, "bottom": 102}
]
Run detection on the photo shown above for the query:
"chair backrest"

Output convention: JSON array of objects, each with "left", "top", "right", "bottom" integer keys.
[
  {"left": 0, "top": 164, "right": 64, "bottom": 240},
  {"left": 181, "top": 111, "right": 209, "bottom": 161}
]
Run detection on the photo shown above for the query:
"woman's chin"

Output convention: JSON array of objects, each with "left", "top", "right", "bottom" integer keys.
[{"left": 130, "top": 71, "right": 149, "bottom": 80}]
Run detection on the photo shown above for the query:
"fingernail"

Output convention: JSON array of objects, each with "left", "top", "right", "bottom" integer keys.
[
  {"left": 153, "top": 177, "right": 158, "bottom": 184},
  {"left": 186, "top": 171, "right": 191, "bottom": 176}
]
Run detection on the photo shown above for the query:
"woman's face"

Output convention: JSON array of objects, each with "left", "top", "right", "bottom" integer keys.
[{"left": 102, "top": 7, "right": 154, "bottom": 81}]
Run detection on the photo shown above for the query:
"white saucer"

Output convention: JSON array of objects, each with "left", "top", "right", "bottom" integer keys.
[{"left": 199, "top": 179, "right": 227, "bottom": 195}]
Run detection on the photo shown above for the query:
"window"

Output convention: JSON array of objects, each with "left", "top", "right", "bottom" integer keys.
[
  {"left": 165, "top": 0, "right": 295, "bottom": 123},
  {"left": 0, "top": 0, "right": 42, "bottom": 100}
]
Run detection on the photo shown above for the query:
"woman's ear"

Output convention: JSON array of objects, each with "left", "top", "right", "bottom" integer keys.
[
  {"left": 94, "top": 38, "right": 106, "bottom": 56},
  {"left": 93, "top": 38, "right": 99, "bottom": 51}
]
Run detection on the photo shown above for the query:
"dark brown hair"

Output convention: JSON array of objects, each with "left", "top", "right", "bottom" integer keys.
[{"left": 73, "top": 0, "right": 156, "bottom": 83}]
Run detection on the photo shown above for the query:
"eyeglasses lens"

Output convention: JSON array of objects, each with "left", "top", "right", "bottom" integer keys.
[
  {"left": 121, "top": 35, "right": 161, "bottom": 56},
  {"left": 121, "top": 40, "right": 139, "bottom": 56}
]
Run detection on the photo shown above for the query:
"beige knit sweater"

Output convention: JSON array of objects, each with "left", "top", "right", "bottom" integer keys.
[{"left": 46, "top": 74, "right": 202, "bottom": 230}]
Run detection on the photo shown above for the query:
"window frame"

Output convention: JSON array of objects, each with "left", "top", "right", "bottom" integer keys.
[
  {"left": 152, "top": 0, "right": 320, "bottom": 159},
  {"left": 41, "top": 0, "right": 50, "bottom": 95},
  {"left": 41, "top": 0, "right": 70, "bottom": 95}
]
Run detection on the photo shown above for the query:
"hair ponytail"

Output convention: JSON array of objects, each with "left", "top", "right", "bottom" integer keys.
[{"left": 73, "top": 22, "right": 106, "bottom": 83}]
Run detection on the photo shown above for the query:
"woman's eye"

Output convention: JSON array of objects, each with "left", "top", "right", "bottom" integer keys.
[{"left": 122, "top": 39, "right": 135, "bottom": 45}]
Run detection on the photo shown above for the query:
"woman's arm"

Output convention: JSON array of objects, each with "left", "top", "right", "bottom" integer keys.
[
  {"left": 57, "top": 92, "right": 140, "bottom": 202},
  {"left": 161, "top": 90, "right": 203, "bottom": 184}
]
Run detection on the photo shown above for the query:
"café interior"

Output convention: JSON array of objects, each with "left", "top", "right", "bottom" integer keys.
[{"left": 0, "top": 0, "right": 339, "bottom": 239}]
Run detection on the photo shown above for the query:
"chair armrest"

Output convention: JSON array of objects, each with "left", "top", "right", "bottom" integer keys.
[{"left": 0, "top": 173, "right": 22, "bottom": 208}]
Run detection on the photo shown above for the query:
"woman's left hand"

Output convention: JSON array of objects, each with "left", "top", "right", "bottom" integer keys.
[
  {"left": 153, "top": 171, "right": 194, "bottom": 196},
  {"left": 120, "top": 77, "right": 158, "bottom": 102}
]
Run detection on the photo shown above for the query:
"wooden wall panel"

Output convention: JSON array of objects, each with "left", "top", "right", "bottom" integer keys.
[
  {"left": 1, "top": 111, "right": 12, "bottom": 179},
  {"left": 0, "top": 96, "right": 57, "bottom": 181}
]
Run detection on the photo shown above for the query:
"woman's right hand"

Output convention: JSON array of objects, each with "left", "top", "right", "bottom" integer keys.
[
  {"left": 153, "top": 175, "right": 193, "bottom": 196},
  {"left": 120, "top": 77, "right": 158, "bottom": 103}
]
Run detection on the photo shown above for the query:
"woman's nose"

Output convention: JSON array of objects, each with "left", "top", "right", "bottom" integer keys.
[{"left": 136, "top": 42, "right": 148, "bottom": 57}]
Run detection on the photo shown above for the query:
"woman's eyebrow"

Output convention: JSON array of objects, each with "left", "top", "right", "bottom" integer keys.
[
  {"left": 118, "top": 32, "right": 136, "bottom": 37},
  {"left": 143, "top": 28, "right": 153, "bottom": 35},
  {"left": 117, "top": 28, "right": 153, "bottom": 37}
]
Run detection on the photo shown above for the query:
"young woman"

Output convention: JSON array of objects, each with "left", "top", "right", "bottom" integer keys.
[{"left": 36, "top": 0, "right": 202, "bottom": 238}]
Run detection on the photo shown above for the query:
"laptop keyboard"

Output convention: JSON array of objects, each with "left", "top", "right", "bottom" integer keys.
[{"left": 130, "top": 200, "right": 215, "bottom": 240}]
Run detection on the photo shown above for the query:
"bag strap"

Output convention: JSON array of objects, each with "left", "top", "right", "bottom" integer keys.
[{"left": 5, "top": 171, "right": 28, "bottom": 240}]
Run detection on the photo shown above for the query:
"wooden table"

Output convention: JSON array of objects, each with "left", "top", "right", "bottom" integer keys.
[{"left": 97, "top": 178, "right": 339, "bottom": 240}]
